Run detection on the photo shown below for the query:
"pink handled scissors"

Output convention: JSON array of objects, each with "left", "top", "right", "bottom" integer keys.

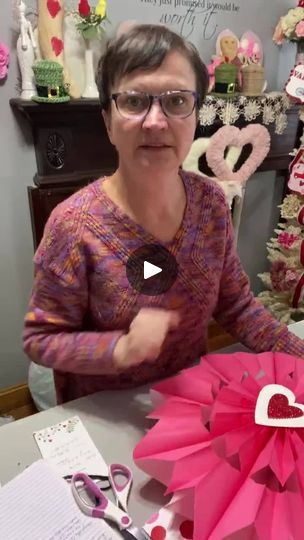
[{"left": 71, "top": 464, "right": 150, "bottom": 540}]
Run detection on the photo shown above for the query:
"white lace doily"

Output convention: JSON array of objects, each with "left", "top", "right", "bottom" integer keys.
[{"left": 199, "top": 92, "right": 292, "bottom": 135}]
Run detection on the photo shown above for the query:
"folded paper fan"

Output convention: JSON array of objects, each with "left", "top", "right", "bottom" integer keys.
[{"left": 133, "top": 352, "right": 304, "bottom": 540}]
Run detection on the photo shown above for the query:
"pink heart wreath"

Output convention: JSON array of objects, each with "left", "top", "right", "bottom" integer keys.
[{"left": 206, "top": 124, "right": 271, "bottom": 183}]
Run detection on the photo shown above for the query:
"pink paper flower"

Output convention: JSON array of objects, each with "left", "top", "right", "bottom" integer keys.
[
  {"left": 0, "top": 42, "right": 10, "bottom": 80},
  {"left": 270, "top": 260, "right": 298, "bottom": 292},
  {"left": 296, "top": 21, "right": 304, "bottom": 38},
  {"left": 277, "top": 231, "right": 299, "bottom": 249},
  {"left": 285, "top": 268, "right": 299, "bottom": 285},
  {"left": 134, "top": 352, "right": 304, "bottom": 540}
]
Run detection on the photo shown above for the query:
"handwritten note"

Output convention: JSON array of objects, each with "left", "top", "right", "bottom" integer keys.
[
  {"left": 0, "top": 460, "right": 120, "bottom": 540},
  {"left": 33, "top": 416, "right": 108, "bottom": 477}
]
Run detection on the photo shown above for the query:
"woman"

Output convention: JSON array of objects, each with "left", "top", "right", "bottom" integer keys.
[{"left": 23, "top": 24, "right": 304, "bottom": 404}]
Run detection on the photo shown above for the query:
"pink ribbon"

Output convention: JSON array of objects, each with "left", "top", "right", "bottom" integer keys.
[
  {"left": 292, "top": 233, "right": 304, "bottom": 308},
  {"left": 298, "top": 206, "right": 304, "bottom": 225}
]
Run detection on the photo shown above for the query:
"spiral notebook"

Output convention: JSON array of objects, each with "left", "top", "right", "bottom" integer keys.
[{"left": 0, "top": 459, "right": 120, "bottom": 540}]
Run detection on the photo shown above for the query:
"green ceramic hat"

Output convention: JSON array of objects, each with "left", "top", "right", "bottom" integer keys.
[
  {"left": 32, "top": 60, "right": 70, "bottom": 103},
  {"left": 212, "top": 63, "right": 238, "bottom": 98}
]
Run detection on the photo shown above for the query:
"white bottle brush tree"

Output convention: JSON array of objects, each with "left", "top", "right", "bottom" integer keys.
[{"left": 258, "top": 185, "right": 304, "bottom": 324}]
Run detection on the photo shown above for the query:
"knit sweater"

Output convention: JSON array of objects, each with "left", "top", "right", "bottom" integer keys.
[{"left": 23, "top": 171, "right": 304, "bottom": 404}]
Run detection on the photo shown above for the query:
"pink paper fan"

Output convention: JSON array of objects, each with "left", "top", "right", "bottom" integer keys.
[{"left": 134, "top": 352, "right": 304, "bottom": 540}]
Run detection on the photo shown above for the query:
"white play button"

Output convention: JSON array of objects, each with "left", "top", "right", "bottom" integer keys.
[
  {"left": 144, "top": 260, "right": 162, "bottom": 280},
  {"left": 126, "top": 244, "right": 178, "bottom": 295}
]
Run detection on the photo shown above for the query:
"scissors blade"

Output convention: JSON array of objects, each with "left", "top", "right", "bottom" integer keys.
[{"left": 122, "top": 525, "right": 151, "bottom": 540}]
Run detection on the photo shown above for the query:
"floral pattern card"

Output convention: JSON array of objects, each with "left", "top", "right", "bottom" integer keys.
[{"left": 33, "top": 415, "right": 108, "bottom": 477}]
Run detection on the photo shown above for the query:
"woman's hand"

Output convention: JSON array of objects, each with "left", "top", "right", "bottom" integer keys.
[{"left": 113, "top": 308, "right": 180, "bottom": 369}]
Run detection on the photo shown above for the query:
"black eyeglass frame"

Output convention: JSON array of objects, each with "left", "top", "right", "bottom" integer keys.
[{"left": 110, "top": 89, "right": 200, "bottom": 119}]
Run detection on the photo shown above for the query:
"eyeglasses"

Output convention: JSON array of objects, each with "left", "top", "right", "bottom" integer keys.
[{"left": 111, "top": 90, "right": 199, "bottom": 119}]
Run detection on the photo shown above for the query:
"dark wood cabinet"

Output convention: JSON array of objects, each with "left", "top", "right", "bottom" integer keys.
[
  {"left": 10, "top": 97, "right": 301, "bottom": 250},
  {"left": 27, "top": 185, "right": 82, "bottom": 249},
  {"left": 11, "top": 99, "right": 118, "bottom": 186},
  {"left": 11, "top": 98, "right": 118, "bottom": 249}
]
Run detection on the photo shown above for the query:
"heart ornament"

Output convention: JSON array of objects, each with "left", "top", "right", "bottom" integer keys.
[
  {"left": 255, "top": 384, "right": 304, "bottom": 428},
  {"left": 206, "top": 124, "right": 270, "bottom": 183},
  {"left": 51, "top": 36, "right": 64, "bottom": 57},
  {"left": 47, "top": 0, "right": 62, "bottom": 18},
  {"left": 183, "top": 136, "right": 245, "bottom": 207}
]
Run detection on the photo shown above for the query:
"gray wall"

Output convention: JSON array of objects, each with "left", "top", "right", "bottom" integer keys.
[
  {"left": 237, "top": 172, "right": 286, "bottom": 294},
  {"left": 0, "top": 0, "right": 298, "bottom": 389},
  {"left": 0, "top": 1, "right": 36, "bottom": 388},
  {"left": 105, "top": 0, "right": 292, "bottom": 91}
]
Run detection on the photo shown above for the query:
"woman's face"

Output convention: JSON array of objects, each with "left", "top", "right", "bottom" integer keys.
[{"left": 103, "top": 50, "right": 198, "bottom": 175}]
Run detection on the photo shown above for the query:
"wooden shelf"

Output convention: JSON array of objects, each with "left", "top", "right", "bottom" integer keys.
[{"left": 10, "top": 97, "right": 101, "bottom": 119}]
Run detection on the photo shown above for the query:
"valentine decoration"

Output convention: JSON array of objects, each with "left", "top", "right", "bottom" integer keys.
[
  {"left": 37, "top": 0, "right": 80, "bottom": 98},
  {"left": 205, "top": 125, "right": 270, "bottom": 184},
  {"left": 255, "top": 384, "right": 304, "bottom": 427},
  {"left": 75, "top": 0, "right": 107, "bottom": 41},
  {"left": 0, "top": 42, "right": 10, "bottom": 81},
  {"left": 288, "top": 147, "right": 304, "bottom": 194},
  {"left": 260, "top": 11, "right": 304, "bottom": 323},
  {"left": 273, "top": 2, "right": 304, "bottom": 65},
  {"left": 134, "top": 351, "right": 304, "bottom": 540},
  {"left": 238, "top": 30, "right": 263, "bottom": 66},
  {"left": 258, "top": 172, "right": 304, "bottom": 323},
  {"left": 183, "top": 124, "right": 270, "bottom": 241},
  {"left": 285, "top": 64, "right": 304, "bottom": 103},
  {"left": 72, "top": 0, "right": 107, "bottom": 98}
]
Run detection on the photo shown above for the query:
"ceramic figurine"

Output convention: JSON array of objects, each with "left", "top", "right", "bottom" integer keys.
[
  {"left": 16, "top": 0, "right": 37, "bottom": 99},
  {"left": 215, "top": 29, "right": 242, "bottom": 89},
  {"left": 219, "top": 34, "right": 239, "bottom": 63}
]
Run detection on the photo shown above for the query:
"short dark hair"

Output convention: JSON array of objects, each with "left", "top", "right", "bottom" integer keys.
[{"left": 97, "top": 24, "right": 209, "bottom": 111}]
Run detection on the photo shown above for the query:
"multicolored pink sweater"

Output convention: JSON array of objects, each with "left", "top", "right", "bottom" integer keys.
[{"left": 23, "top": 171, "right": 304, "bottom": 404}]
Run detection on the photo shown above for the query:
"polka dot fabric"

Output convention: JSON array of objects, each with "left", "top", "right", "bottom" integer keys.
[{"left": 144, "top": 507, "right": 194, "bottom": 540}]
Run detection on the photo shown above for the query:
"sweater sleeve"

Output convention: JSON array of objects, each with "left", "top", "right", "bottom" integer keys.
[
  {"left": 212, "top": 204, "right": 304, "bottom": 358},
  {"left": 23, "top": 205, "right": 124, "bottom": 375}
]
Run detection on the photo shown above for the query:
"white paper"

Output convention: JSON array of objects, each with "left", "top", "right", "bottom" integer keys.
[
  {"left": 0, "top": 460, "right": 120, "bottom": 540},
  {"left": 33, "top": 415, "right": 108, "bottom": 477}
]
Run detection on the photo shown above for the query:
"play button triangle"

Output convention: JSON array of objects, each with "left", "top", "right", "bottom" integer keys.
[
  {"left": 144, "top": 260, "right": 162, "bottom": 280},
  {"left": 126, "top": 244, "right": 178, "bottom": 295}
]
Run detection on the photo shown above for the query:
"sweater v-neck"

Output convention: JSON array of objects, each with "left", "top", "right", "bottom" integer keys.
[{"left": 94, "top": 169, "right": 193, "bottom": 251}]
